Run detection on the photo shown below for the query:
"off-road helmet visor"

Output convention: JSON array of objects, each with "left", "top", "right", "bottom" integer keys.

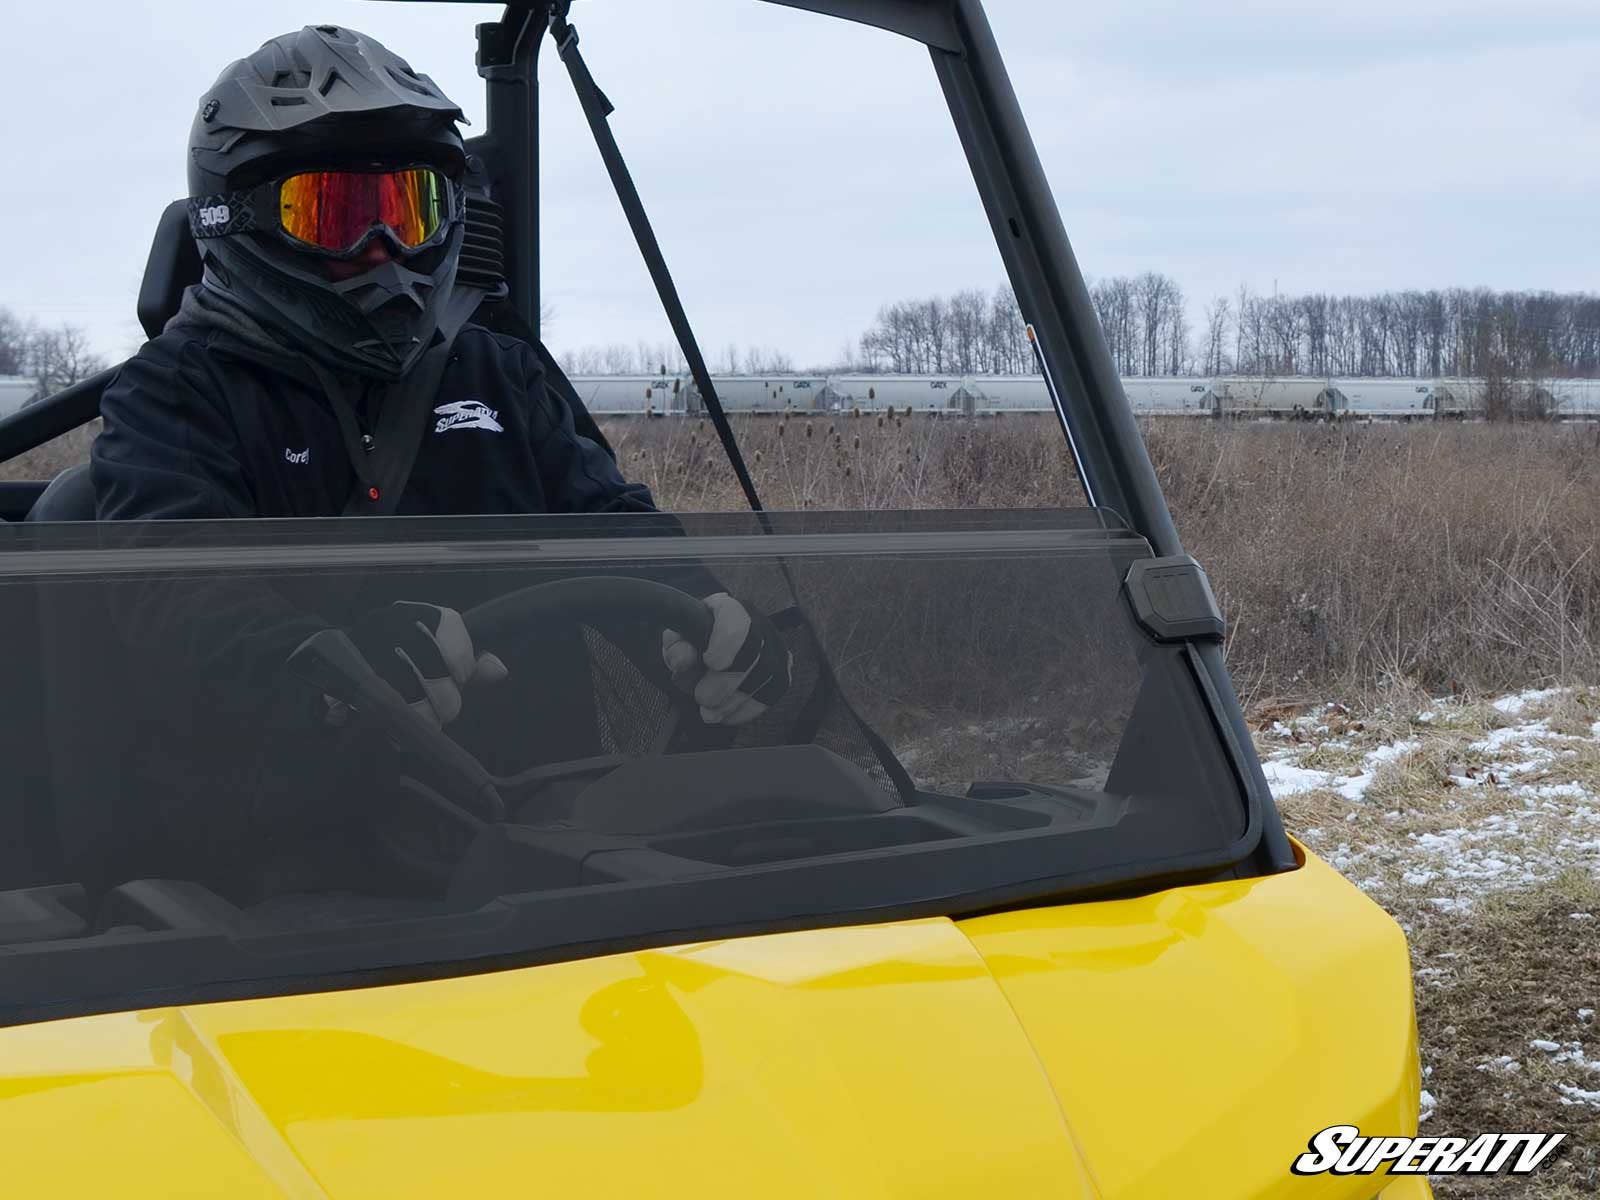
[{"left": 189, "top": 166, "right": 458, "bottom": 259}]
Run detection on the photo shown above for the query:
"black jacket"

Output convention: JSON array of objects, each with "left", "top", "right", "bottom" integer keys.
[
  {"left": 93, "top": 320, "right": 655, "bottom": 521},
  {"left": 84, "top": 316, "right": 711, "bottom": 886}
]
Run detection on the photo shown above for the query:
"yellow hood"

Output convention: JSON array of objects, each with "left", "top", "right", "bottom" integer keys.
[{"left": 0, "top": 849, "right": 1424, "bottom": 1199}]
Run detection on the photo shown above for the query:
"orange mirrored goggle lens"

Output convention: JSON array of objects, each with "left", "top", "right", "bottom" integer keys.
[{"left": 277, "top": 168, "right": 450, "bottom": 254}]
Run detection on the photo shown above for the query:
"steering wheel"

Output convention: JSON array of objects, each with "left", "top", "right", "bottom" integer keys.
[{"left": 288, "top": 576, "right": 715, "bottom": 823}]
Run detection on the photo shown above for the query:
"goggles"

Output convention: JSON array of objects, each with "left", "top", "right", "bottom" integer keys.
[{"left": 189, "top": 166, "right": 458, "bottom": 257}]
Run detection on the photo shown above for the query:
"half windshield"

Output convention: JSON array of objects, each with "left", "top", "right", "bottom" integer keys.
[{"left": 0, "top": 509, "right": 1251, "bottom": 1024}]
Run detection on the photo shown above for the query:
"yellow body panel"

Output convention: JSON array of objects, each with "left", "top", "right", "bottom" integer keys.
[{"left": 0, "top": 845, "right": 1428, "bottom": 1198}]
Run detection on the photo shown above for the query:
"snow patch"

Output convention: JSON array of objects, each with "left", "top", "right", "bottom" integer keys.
[
  {"left": 1493, "top": 687, "right": 1568, "bottom": 715},
  {"left": 1557, "top": 1083, "right": 1600, "bottom": 1107},
  {"left": 1260, "top": 759, "right": 1333, "bottom": 798},
  {"left": 1263, "top": 739, "right": 1420, "bottom": 804}
]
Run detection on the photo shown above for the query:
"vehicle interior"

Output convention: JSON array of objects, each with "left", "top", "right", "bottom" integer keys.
[{"left": 0, "top": 0, "right": 1297, "bottom": 1027}]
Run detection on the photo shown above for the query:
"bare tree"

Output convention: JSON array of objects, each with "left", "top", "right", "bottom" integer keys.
[
  {"left": 1234, "top": 283, "right": 1253, "bottom": 373},
  {"left": 947, "top": 289, "right": 988, "bottom": 375},
  {"left": 18, "top": 322, "right": 106, "bottom": 396},
  {"left": 1202, "top": 296, "right": 1233, "bottom": 377},
  {"left": 742, "top": 347, "right": 795, "bottom": 374},
  {"left": 989, "top": 284, "right": 1030, "bottom": 374}
]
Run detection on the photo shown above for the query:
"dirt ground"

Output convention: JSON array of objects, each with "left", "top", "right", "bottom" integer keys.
[{"left": 1258, "top": 687, "right": 1600, "bottom": 1197}]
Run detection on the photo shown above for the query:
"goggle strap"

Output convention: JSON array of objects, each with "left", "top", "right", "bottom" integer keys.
[{"left": 187, "top": 192, "right": 262, "bottom": 240}]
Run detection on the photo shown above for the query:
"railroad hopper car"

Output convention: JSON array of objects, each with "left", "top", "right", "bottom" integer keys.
[
  {"left": 960, "top": 375, "right": 1053, "bottom": 412},
  {"left": 1428, "top": 378, "right": 1553, "bottom": 419},
  {"left": 827, "top": 375, "right": 987, "bottom": 414},
  {"left": 1119, "top": 377, "right": 1214, "bottom": 416},
  {"left": 1338, "top": 380, "right": 1435, "bottom": 420},
  {"left": 1549, "top": 379, "right": 1600, "bottom": 418},
  {"left": 683, "top": 375, "right": 841, "bottom": 414},
  {"left": 1210, "top": 377, "right": 1347, "bottom": 419},
  {"left": 1427, "top": 379, "right": 1480, "bottom": 417},
  {"left": 567, "top": 374, "right": 689, "bottom": 416}
]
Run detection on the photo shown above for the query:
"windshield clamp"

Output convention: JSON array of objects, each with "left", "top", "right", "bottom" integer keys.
[{"left": 1123, "top": 556, "right": 1225, "bottom": 643}]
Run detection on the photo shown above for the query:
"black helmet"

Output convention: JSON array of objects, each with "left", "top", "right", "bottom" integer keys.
[{"left": 187, "top": 25, "right": 469, "bottom": 379}]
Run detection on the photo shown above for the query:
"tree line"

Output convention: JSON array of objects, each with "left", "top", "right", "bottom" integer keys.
[
  {"left": 1210, "top": 286, "right": 1600, "bottom": 380},
  {"left": 14, "top": 279, "right": 1597, "bottom": 397},
  {"left": 859, "top": 280, "right": 1600, "bottom": 381},
  {"left": 852, "top": 279, "right": 1185, "bottom": 376},
  {"left": 0, "top": 308, "right": 107, "bottom": 399},
  {"left": 556, "top": 280, "right": 1600, "bottom": 380},
  {"left": 557, "top": 340, "right": 798, "bottom": 377}
]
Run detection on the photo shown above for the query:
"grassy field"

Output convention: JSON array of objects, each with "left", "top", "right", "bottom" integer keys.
[
  {"left": 598, "top": 412, "right": 1600, "bottom": 703},
  {"left": 13, "top": 411, "right": 1600, "bottom": 705},
  {"left": 1259, "top": 687, "right": 1600, "bottom": 1197}
]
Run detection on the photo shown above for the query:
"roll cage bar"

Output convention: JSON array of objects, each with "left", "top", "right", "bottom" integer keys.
[{"left": 0, "top": 0, "right": 1296, "bottom": 875}]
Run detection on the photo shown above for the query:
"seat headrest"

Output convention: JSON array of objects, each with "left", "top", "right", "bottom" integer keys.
[{"left": 136, "top": 201, "right": 202, "bottom": 341}]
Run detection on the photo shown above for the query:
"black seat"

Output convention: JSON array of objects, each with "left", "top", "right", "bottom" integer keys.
[
  {"left": 24, "top": 200, "right": 198, "bottom": 523},
  {"left": 137, "top": 200, "right": 202, "bottom": 341},
  {"left": 26, "top": 462, "right": 96, "bottom": 522}
]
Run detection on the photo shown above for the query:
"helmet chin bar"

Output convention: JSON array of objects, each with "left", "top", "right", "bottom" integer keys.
[
  {"left": 340, "top": 262, "right": 438, "bottom": 364},
  {"left": 202, "top": 222, "right": 464, "bottom": 380},
  {"left": 331, "top": 258, "right": 436, "bottom": 316}
]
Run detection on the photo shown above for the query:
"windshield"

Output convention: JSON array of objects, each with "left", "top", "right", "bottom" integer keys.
[
  {"left": 0, "top": 5, "right": 1271, "bottom": 1023},
  {"left": 0, "top": 509, "right": 1251, "bottom": 1024}
]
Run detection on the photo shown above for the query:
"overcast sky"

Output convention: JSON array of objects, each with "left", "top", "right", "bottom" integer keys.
[{"left": 4, "top": 0, "right": 1598, "bottom": 367}]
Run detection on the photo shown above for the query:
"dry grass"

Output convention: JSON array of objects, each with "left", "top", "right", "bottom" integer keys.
[
  {"left": 607, "top": 413, "right": 1600, "bottom": 702},
  {"left": 13, "top": 409, "right": 1599, "bottom": 703},
  {"left": 1260, "top": 687, "right": 1600, "bottom": 1198},
  {"left": 1411, "top": 873, "right": 1600, "bottom": 1199},
  {"left": 0, "top": 421, "right": 99, "bottom": 485},
  {"left": 12, "top": 406, "right": 1600, "bottom": 699},
  {"left": 1146, "top": 419, "right": 1600, "bottom": 704},
  {"left": 601, "top": 409, "right": 1084, "bottom": 513}
]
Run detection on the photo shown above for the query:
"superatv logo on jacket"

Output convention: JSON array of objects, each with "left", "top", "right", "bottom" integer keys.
[{"left": 434, "top": 399, "right": 504, "bottom": 435}]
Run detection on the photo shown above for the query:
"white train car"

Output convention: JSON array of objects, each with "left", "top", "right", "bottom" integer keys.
[
  {"left": 0, "top": 376, "right": 36, "bottom": 420},
  {"left": 1336, "top": 379, "right": 1434, "bottom": 420},
  {"left": 826, "top": 375, "right": 982, "bottom": 414},
  {"left": 1120, "top": 377, "right": 1213, "bottom": 416},
  {"left": 966, "top": 377, "right": 1056, "bottom": 416},
  {"left": 1210, "top": 377, "right": 1346, "bottom": 419},
  {"left": 568, "top": 375, "right": 688, "bottom": 415},
  {"left": 1548, "top": 379, "right": 1600, "bottom": 419},
  {"left": 1429, "top": 378, "right": 1483, "bottom": 418},
  {"left": 684, "top": 376, "right": 836, "bottom": 413}
]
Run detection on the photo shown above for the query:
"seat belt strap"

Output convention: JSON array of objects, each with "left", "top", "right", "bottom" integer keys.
[
  {"left": 339, "top": 342, "right": 455, "bottom": 516},
  {"left": 551, "top": 13, "right": 766, "bottom": 516},
  {"left": 334, "top": 285, "right": 486, "bottom": 516}
]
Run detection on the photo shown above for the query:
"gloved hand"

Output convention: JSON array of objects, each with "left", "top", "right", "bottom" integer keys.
[
  {"left": 661, "top": 592, "right": 793, "bottom": 726},
  {"left": 327, "top": 602, "right": 508, "bottom": 729}
]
